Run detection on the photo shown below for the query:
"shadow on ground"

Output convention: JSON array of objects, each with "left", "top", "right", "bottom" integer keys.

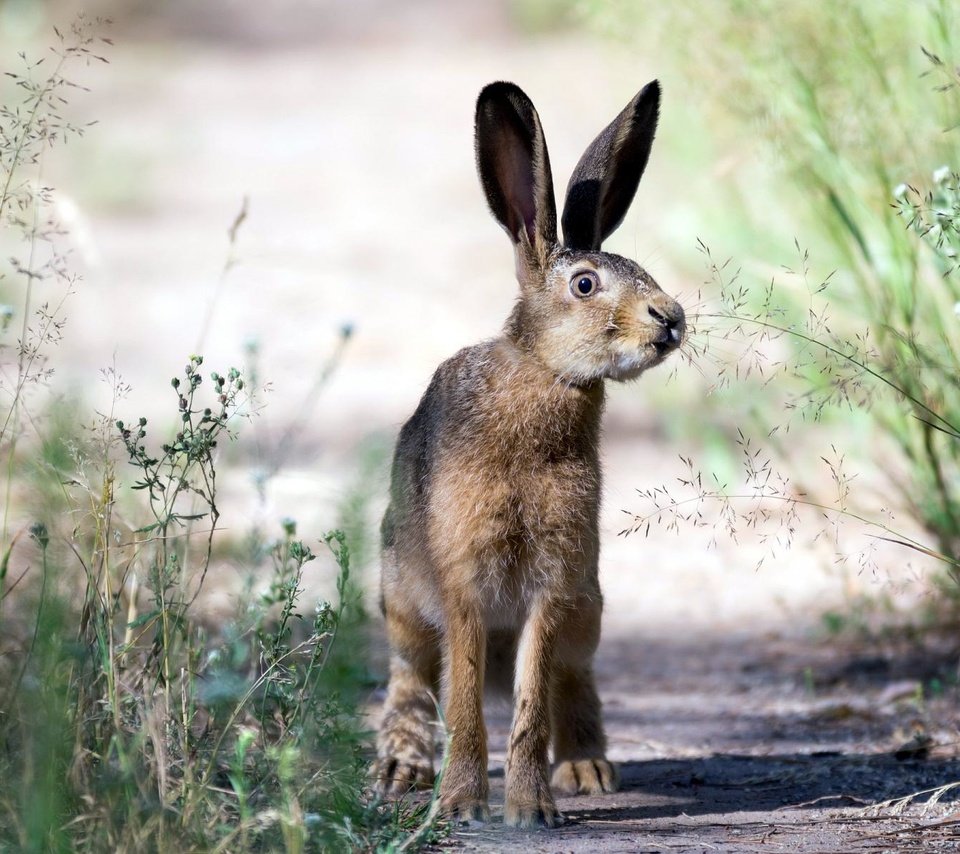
[
  {"left": 581, "top": 752, "right": 960, "bottom": 817},
  {"left": 412, "top": 629, "right": 960, "bottom": 852},
  {"left": 454, "top": 754, "right": 960, "bottom": 853}
]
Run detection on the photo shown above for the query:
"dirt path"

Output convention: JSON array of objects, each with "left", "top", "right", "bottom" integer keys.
[
  {"left": 427, "top": 630, "right": 959, "bottom": 852},
  {"left": 15, "top": 3, "right": 959, "bottom": 850}
]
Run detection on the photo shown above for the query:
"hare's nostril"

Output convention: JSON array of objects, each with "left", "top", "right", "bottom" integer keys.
[
  {"left": 648, "top": 306, "right": 668, "bottom": 326},
  {"left": 649, "top": 304, "right": 684, "bottom": 346},
  {"left": 649, "top": 305, "right": 680, "bottom": 328}
]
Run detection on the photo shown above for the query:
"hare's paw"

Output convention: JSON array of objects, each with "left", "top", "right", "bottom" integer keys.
[
  {"left": 505, "top": 767, "right": 563, "bottom": 829},
  {"left": 551, "top": 758, "right": 619, "bottom": 795},
  {"left": 374, "top": 701, "right": 437, "bottom": 797},
  {"left": 504, "top": 791, "right": 563, "bottom": 829},
  {"left": 439, "top": 759, "right": 490, "bottom": 825},
  {"left": 372, "top": 753, "right": 435, "bottom": 797},
  {"left": 441, "top": 796, "right": 490, "bottom": 826}
]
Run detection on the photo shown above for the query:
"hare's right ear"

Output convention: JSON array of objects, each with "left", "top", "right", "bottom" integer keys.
[
  {"left": 475, "top": 82, "right": 557, "bottom": 262},
  {"left": 561, "top": 81, "right": 660, "bottom": 251}
]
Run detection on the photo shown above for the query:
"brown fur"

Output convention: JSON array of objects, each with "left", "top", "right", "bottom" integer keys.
[{"left": 374, "top": 80, "right": 683, "bottom": 828}]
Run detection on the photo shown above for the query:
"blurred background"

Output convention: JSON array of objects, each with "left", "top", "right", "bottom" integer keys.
[
  {"left": 2, "top": 0, "right": 958, "bottom": 636},
  {"left": 3, "top": 2, "right": 960, "bottom": 848}
]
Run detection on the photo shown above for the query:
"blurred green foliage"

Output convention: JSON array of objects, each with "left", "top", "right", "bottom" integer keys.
[{"left": 547, "top": 0, "right": 960, "bottom": 569}]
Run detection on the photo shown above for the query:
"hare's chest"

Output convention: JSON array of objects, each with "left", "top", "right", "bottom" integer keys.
[{"left": 427, "top": 441, "right": 601, "bottom": 599}]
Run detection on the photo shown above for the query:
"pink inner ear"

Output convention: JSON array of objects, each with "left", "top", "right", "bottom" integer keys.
[{"left": 491, "top": 121, "right": 537, "bottom": 243}]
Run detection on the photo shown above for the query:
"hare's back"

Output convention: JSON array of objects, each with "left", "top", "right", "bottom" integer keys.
[{"left": 385, "top": 341, "right": 497, "bottom": 523}]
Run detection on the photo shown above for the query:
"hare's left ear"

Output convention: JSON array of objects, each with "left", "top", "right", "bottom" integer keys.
[
  {"left": 561, "top": 80, "right": 660, "bottom": 251},
  {"left": 475, "top": 82, "right": 557, "bottom": 262}
]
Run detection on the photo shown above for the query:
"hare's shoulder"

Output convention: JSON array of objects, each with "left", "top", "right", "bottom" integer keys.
[
  {"left": 388, "top": 341, "right": 498, "bottom": 502},
  {"left": 399, "top": 340, "right": 502, "bottom": 438},
  {"left": 403, "top": 337, "right": 603, "bottom": 462}
]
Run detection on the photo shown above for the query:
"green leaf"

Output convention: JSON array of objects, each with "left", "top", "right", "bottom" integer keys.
[
  {"left": 134, "top": 522, "right": 160, "bottom": 534},
  {"left": 127, "top": 609, "right": 161, "bottom": 629}
]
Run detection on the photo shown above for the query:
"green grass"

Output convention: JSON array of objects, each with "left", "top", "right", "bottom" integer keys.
[
  {"left": 1, "top": 359, "right": 443, "bottom": 852},
  {"left": 0, "top": 19, "right": 443, "bottom": 852}
]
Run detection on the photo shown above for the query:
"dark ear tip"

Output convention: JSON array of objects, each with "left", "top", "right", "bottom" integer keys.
[
  {"left": 640, "top": 79, "right": 661, "bottom": 103},
  {"left": 633, "top": 79, "right": 661, "bottom": 127},
  {"left": 477, "top": 81, "right": 528, "bottom": 107},
  {"left": 476, "top": 82, "right": 541, "bottom": 128}
]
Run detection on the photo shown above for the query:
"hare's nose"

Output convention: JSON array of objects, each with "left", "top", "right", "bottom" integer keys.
[{"left": 648, "top": 305, "right": 683, "bottom": 343}]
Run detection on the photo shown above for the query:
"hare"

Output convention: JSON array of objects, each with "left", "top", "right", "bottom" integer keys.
[{"left": 374, "top": 80, "right": 684, "bottom": 828}]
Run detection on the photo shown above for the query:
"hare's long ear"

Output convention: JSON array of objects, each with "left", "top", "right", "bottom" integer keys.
[
  {"left": 475, "top": 82, "right": 557, "bottom": 263},
  {"left": 561, "top": 80, "right": 660, "bottom": 251}
]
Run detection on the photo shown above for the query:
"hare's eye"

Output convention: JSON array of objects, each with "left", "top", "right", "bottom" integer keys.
[{"left": 571, "top": 271, "right": 599, "bottom": 298}]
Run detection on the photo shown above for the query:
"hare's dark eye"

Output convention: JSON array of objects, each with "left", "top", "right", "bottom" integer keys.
[{"left": 571, "top": 271, "right": 599, "bottom": 298}]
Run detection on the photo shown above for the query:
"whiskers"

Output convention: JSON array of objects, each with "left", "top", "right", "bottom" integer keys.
[{"left": 668, "top": 289, "right": 743, "bottom": 380}]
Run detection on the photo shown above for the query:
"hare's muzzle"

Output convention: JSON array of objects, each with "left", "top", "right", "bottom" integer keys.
[{"left": 647, "top": 301, "right": 685, "bottom": 354}]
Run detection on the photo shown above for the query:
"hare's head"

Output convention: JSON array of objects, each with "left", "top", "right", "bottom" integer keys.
[{"left": 476, "top": 81, "right": 684, "bottom": 384}]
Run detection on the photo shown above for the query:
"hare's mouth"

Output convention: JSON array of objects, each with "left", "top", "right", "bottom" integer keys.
[
  {"left": 651, "top": 322, "right": 684, "bottom": 358},
  {"left": 651, "top": 334, "right": 682, "bottom": 359},
  {"left": 605, "top": 335, "right": 680, "bottom": 381}
]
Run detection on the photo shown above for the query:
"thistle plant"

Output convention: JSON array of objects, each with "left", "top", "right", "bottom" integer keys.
[{"left": 0, "top": 17, "right": 441, "bottom": 852}]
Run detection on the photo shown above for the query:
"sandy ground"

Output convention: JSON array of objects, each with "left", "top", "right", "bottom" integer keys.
[
  {"left": 439, "top": 632, "right": 960, "bottom": 852},
  {"left": 5, "top": 3, "right": 958, "bottom": 850}
]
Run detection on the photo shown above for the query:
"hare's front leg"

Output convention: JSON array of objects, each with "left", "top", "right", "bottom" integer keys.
[
  {"left": 550, "top": 595, "right": 619, "bottom": 795},
  {"left": 375, "top": 604, "right": 440, "bottom": 796},
  {"left": 504, "top": 595, "right": 562, "bottom": 828},
  {"left": 438, "top": 596, "right": 490, "bottom": 823}
]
